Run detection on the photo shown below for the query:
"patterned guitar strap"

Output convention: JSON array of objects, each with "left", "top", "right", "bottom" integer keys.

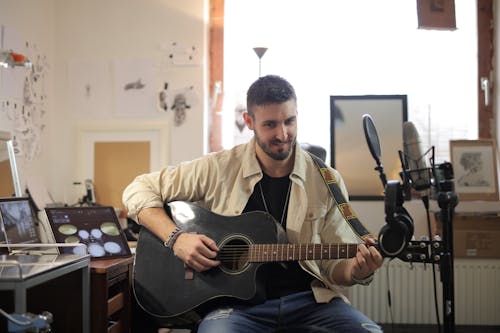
[{"left": 308, "top": 152, "right": 374, "bottom": 241}]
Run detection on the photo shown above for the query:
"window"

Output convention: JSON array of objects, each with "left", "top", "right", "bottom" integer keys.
[{"left": 221, "top": 0, "right": 478, "bottom": 165}]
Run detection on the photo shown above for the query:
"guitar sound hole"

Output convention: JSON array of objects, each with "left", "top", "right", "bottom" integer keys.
[{"left": 218, "top": 237, "right": 250, "bottom": 274}]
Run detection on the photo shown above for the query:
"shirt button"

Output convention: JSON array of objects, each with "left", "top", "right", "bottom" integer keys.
[
  {"left": 235, "top": 210, "right": 240, "bottom": 214},
  {"left": 308, "top": 213, "right": 314, "bottom": 218}
]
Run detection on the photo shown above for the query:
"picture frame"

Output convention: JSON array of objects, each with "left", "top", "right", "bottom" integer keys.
[
  {"left": 77, "top": 121, "right": 170, "bottom": 207},
  {"left": 416, "top": 0, "right": 457, "bottom": 30},
  {"left": 330, "top": 95, "right": 408, "bottom": 200},
  {"left": 450, "top": 139, "right": 499, "bottom": 201}
]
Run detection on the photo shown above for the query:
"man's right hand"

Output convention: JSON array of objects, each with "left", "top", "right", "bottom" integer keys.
[{"left": 172, "top": 233, "right": 220, "bottom": 272}]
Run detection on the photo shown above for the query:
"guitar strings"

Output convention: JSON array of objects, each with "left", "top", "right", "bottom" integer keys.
[
  {"left": 217, "top": 243, "right": 361, "bottom": 246},
  {"left": 215, "top": 244, "right": 360, "bottom": 261}
]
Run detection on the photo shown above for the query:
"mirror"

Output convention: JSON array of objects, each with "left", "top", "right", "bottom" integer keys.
[
  {"left": 0, "top": 131, "right": 22, "bottom": 197},
  {"left": 330, "top": 95, "right": 408, "bottom": 200}
]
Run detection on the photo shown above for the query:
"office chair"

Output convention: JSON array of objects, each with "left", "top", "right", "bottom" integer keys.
[{"left": 300, "top": 142, "right": 327, "bottom": 162}]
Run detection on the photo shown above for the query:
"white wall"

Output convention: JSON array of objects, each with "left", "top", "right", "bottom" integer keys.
[
  {"left": 0, "top": 0, "right": 55, "bottom": 199},
  {"left": 1, "top": 0, "right": 207, "bottom": 204}
]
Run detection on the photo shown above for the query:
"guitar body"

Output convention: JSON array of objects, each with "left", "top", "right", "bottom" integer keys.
[{"left": 133, "top": 201, "right": 285, "bottom": 318}]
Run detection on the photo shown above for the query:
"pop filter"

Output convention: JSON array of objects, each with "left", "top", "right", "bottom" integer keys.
[
  {"left": 363, "top": 114, "right": 382, "bottom": 165},
  {"left": 363, "top": 114, "right": 387, "bottom": 187}
]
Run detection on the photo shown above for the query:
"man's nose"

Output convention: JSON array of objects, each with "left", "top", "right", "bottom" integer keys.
[{"left": 276, "top": 123, "right": 289, "bottom": 141}]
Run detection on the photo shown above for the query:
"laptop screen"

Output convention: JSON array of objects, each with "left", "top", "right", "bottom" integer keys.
[
  {"left": 0, "top": 197, "right": 41, "bottom": 252},
  {"left": 44, "top": 206, "right": 131, "bottom": 259}
]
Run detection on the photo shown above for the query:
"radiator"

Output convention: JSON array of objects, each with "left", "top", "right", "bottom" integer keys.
[{"left": 349, "top": 258, "right": 500, "bottom": 325}]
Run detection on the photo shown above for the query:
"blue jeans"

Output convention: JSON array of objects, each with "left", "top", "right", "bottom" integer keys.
[{"left": 197, "top": 291, "right": 383, "bottom": 333}]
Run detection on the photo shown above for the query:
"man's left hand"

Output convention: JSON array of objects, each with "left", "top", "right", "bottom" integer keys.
[{"left": 351, "top": 237, "right": 383, "bottom": 282}]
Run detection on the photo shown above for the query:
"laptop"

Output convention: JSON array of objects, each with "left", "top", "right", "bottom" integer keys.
[
  {"left": 0, "top": 197, "right": 42, "bottom": 254},
  {"left": 44, "top": 205, "right": 132, "bottom": 259}
]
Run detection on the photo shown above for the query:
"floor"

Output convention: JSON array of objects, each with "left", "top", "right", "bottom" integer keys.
[
  {"left": 380, "top": 324, "right": 500, "bottom": 333},
  {"left": 166, "top": 325, "right": 500, "bottom": 333}
]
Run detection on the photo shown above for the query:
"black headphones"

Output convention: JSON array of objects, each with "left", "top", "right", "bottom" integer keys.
[{"left": 378, "top": 180, "right": 414, "bottom": 258}]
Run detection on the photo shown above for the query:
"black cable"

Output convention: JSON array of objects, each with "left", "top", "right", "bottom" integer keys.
[
  {"left": 424, "top": 202, "right": 441, "bottom": 333},
  {"left": 386, "top": 259, "right": 395, "bottom": 333}
]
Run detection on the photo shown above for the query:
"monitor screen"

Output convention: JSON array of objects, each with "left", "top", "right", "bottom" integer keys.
[
  {"left": 45, "top": 206, "right": 131, "bottom": 259},
  {"left": 0, "top": 197, "right": 41, "bottom": 249}
]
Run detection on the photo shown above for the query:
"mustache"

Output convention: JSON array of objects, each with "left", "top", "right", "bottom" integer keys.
[{"left": 271, "top": 138, "right": 293, "bottom": 145}]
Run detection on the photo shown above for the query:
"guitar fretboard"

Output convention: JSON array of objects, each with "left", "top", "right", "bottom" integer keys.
[{"left": 248, "top": 243, "right": 359, "bottom": 262}]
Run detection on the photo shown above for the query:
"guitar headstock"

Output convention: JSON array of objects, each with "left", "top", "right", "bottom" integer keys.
[{"left": 396, "top": 240, "right": 444, "bottom": 263}]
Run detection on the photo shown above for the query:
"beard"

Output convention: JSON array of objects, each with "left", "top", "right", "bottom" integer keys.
[{"left": 255, "top": 134, "right": 296, "bottom": 161}]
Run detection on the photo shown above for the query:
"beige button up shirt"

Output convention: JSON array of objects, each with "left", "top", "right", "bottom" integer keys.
[{"left": 123, "top": 138, "right": 364, "bottom": 303}]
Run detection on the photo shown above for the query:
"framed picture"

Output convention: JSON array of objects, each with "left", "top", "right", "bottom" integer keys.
[
  {"left": 77, "top": 121, "right": 170, "bottom": 207},
  {"left": 330, "top": 95, "right": 408, "bottom": 200},
  {"left": 416, "top": 0, "right": 456, "bottom": 30},
  {"left": 450, "top": 140, "right": 499, "bottom": 201}
]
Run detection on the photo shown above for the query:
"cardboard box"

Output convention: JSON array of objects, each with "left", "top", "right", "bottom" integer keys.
[{"left": 433, "top": 212, "right": 500, "bottom": 258}]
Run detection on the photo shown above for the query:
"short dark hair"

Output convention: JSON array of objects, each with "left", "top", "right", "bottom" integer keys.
[{"left": 246, "top": 75, "right": 296, "bottom": 117}]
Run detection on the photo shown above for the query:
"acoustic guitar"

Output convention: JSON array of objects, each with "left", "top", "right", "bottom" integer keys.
[{"left": 133, "top": 201, "right": 441, "bottom": 319}]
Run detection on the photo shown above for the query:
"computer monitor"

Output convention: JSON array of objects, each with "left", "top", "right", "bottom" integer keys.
[
  {"left": 45, "top": 206, "right": 131, "bottom": 259},
  {"left": 0, "top": 197, "right": 41, "bottom": 253}
]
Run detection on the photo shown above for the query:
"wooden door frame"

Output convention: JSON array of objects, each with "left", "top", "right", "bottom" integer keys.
[
  {"left": 478, "top": 0, "right": 495, "bottom": 139},
  {"left": 208, "top": 0, "right": 224, "bottom": 152}
]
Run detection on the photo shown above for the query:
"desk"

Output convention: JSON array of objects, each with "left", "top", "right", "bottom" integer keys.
[
  {"left": 0, "top": 254, "right": 91, "bottom": 332},
  {"left": 90, "top": 256, "right": 134, "bottom": 333}
]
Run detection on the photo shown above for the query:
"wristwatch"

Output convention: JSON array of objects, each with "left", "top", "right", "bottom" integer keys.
[{"left": 351, "top": 273, "right": 374, "bottom": 286}]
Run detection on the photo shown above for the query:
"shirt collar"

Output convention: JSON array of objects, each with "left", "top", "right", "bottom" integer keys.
[
  {"left": 291, "top": 141, "right": 307, "bottom": 182},
  {"left": 242, "top": 137, "right": 262, "bottom": 179}
]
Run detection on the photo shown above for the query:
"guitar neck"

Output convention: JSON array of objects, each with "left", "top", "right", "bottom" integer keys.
[{"left": 248, "top": 243, "right": 360, "bottom": 262}]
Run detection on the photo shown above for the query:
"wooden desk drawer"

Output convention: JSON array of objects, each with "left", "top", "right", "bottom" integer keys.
[
  {"left": 108, "top": 319, "right": 124, "bottom": 333},
  {"left": 108, "top": 292, "right": 125, "bottom": 316},
  {"left": 91, "top": 257, "right": 134, "bottom": 333}
]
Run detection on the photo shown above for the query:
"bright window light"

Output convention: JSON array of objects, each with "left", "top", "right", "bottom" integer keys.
[{"left": 222, "top": 0, "right": 478, "bottom": 164}]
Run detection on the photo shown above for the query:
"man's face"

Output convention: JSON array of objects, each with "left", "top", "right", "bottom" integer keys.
[{"left": 244, "top": 99, "right": 297, "bottom": 161}]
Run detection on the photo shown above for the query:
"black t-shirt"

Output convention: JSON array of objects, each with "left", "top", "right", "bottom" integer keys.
[{"left": 243, "top": 173, "right": 314, "bottom": 299}]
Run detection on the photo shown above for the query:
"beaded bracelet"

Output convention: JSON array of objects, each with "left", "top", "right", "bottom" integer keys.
[{"left": 163, "top": 227, "right": 185, "bottom": 249}]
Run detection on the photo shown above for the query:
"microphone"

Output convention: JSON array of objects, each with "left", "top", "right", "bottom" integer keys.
[{"left": 402, "top": 121, "right": 431, "bottom": 203}]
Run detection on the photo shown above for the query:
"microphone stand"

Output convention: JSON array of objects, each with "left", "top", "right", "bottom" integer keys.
[
  {"left": 434, "top": 162, "right": 458, "bottom": 333},
  {"left": 362, "top": 115, "right": 457, "bottom": 332},
  {"left": 401, "top": 148, "right": 458, "bottom": 333}
]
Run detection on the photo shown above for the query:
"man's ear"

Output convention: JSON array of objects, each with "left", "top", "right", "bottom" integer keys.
[{"left": 243, "top": 111, "right": 254, "bottom": 130}]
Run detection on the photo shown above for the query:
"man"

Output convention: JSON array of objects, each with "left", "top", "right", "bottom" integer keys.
[{"left": 123, "top": 75, "right": 383, "bottom": 332}]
